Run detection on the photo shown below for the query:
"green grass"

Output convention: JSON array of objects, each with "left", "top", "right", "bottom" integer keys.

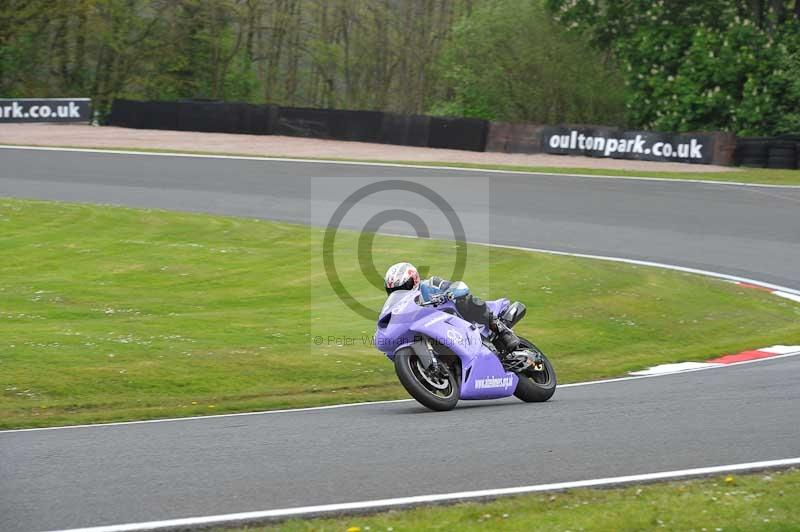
[
  {"left": 222, "top": 468, "right": 800, "bottom": 531},
  {"left": 6, "top": 142, "right": 800, "bottom": 186},
  {"left": 1, "top": 198, "right": 799, "bottom": 429}
]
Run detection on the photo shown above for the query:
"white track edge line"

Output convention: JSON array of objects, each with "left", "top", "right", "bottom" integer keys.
[
  {"left": 2, "top": 239, "right": 798, "bottom": 435},
  {"left": 4, "top": 350, "right": 798, "bottom": 436},
  {"left": 560, "top": 350, "right": 800, "bottom": 388},
  {"left": 472, "top": 241, "right": 800, "bottom": 296},
  {"left": 2, "top": 144, "right": 799, "bottom": 189},
  {"left": 774, "top": 291, "right": 800, "bottom": 303},
  {"left": 47, "top": 457, "right": 800, "bottom": 532},
  {"left": 0, "top": 399, "right": 415, "bottom": 434}
]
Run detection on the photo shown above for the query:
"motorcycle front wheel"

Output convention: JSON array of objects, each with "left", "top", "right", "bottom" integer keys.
[
  {"left": 513, "top": 336, "right": 557, "bottom": 403},
  {"left": 394, "top": 347, "right": 460, "bottom": 411}
]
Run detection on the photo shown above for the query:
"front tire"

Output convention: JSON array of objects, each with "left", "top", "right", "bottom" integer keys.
[
  {"left": 513, "top": 337, "right": 556, "bottom": 403},
  {"left": 394, "top": 347, "right": 459, "bottom": 411}
]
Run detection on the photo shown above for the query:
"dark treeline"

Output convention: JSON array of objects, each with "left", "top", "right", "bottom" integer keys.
[
  {"left": 1, "top": 0, "right": 471, "bottom": 112},
  {"left": 2, "top": 0, "right": 799, "bottom": 134},
  {"left": 0, "top": 0, "right": 624, "bottom": 125}
]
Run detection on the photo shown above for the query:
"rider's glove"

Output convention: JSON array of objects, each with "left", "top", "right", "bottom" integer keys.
[
  {"left": 448, "top": 282, "right": 470, "bottom": 300},
  {"left": 429, "top": 293, "right": 448, "bottom": 306}
]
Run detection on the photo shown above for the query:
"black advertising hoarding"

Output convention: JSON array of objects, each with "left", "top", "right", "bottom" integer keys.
[
  {"left": 542, "top": 126, "right": 715, "bottom": 164},
  {"left": 0, "top": 98, "right": 92, "bottom": 123}
]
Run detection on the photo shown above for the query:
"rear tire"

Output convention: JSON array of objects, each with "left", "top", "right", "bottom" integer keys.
[
  {"left": 394, "top": 347, "right": 459, "bottom": 411},
  {"left": 513, "top": 337, "right": 557, "bottom": 403}
]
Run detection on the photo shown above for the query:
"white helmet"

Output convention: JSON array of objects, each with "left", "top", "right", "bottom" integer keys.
[{"left": 384, "top": 262, "right": 420, "bottom": 294}]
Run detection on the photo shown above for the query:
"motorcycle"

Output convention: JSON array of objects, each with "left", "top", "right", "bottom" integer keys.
[{"left": 374, "top": 284, "right": 556, "bottom": 411}]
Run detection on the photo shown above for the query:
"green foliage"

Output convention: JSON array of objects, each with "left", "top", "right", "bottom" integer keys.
[
  {"left": 268, "top": 470, "right": 800, "bottom": 532},
  {"left": 430, "top": 0, "right": 627, "bottom": 125},
  {"left": 0, "top": 0, "right": 472, "bottom": 115},
  {"left": 547, "top": 0, "right": 800, "bottom": 135},
  {"left": 5, "top": 0, "right": 798, "bottom": 133}
]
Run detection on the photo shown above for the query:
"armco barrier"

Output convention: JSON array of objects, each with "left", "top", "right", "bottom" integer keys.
[
  {"left": 735, "top": 138, "right": 769, "bottom": 167},
  {"left": 773, "top": 134, "right": 800, "bottom": 169},
  {"left": 333, "top": 110, "right": 384, "bottom": 142},
  {"left": 114, "top": 99, "right": 279, "bottom": 135},
  {"left": 142, "top": 101, "right": 179, "bottom": 130},
  {"left": 274, "top": 107, "right": 339, "bottom": 138},
  {"left": 273, "top": 107, "right": 384, "bottom": 141},
  {"left": 486, "top": 122, "right": 542, "bottom": 154},
  {"left": 709, "top": 132, "right": 737, "bottom": 167},
  {"left": 380, "top": 113, "right": 430, "bottom": 147},
  {"left": 108, "top": 99, "right": 144, "bottom": 128},
  {"left": 767, "top": 141, "right": 797, "bottom": 169},
  {"left": 176, "top": 101, "right": 279, "bottom": 134},
  {"left": 112, "top": 99, "right": 794, "bottom": 167},
  {"left": 733, "top": 136, "right": 800, "bottom": 169},
  {"left": 427, "top": 117, "right": 488, "bottom": 152},
  {"left": 110, "top": 99, "right": 178, "bottom": 130},
  {"left": 177, "top": 101, "right": 234, "bottom": 133},
  {"left": 109, "top": 99, "right": 490, "bottom": 151}
]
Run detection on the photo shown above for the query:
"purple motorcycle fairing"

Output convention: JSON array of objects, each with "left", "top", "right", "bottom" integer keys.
[
  {"left": 486, "top": 297, "right": 510, "bottom": 318},
  {"left": 375, "top": 289, "right": 518, "bottom": 400}
]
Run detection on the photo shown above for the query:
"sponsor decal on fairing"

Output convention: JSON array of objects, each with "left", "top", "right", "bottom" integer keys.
[{"left": 474, "top": 376, "right": 514, "bottom": 390}]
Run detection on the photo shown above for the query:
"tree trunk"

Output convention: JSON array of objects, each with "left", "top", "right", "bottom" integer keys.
[
  {"left": 74, "top": 3, "right": 87, "bottom": 90},
  {"left": 52, "top": 13, "right": 69, "bottom": 92},
  {"left": 265, "top": 0, "right": 288, "bottom": 102},
  {"left": 285, "top": 0, "right": 301, "bottom": 105}
]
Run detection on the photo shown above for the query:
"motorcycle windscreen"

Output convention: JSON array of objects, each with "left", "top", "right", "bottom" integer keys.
[{"left": 379, "top": 289, "right": 414, "bottom": 318}]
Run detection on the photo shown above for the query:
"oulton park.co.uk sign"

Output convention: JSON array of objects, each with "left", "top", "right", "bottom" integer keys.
[
  {"left": 0, "top": 98, "right": 91, "bottom": 123},
  {"left": 542, "top": 126, "right": 714, "bottom": 164}
]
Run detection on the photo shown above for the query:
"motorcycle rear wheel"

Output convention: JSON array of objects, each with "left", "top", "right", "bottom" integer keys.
[
  {"left": 394, "top": 347, "right": 460, "bottom": 411},
  {"left": 513, "top": 337, "right": 557, "bottom": 403}
]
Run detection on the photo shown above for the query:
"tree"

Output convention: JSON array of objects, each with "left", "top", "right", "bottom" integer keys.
[
  {"left": 430, "top": 0, "right": 626, "bottom": 125},
  {"left": 547, "top": 0, "right": 800, "bottom": 134}
]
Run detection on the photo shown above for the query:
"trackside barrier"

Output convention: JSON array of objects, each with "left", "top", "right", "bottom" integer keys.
[
  {"left": 427, "top": 117, "right": 488, "bottom": 152},
  {"left": 273, "top": 107, "right": 385, "bottom": 142},
  {"left": 176, "top": 101, "right": 273, "bottom": 134},
  {"left": 108, "top": 99, "right": 795, "bottom": 167},
  {"left": 486, "top": 122, "right": 542, "bottom": 154},
  {"left": 108, "top": 99, "right": 488, "bottom": 152},
  {"left": 380, "top": 113, "right": 431, "bottom": 147},
  {"left": 735, "top": 135, "right": 799, "bottom": 169},
  {"left": 487, "top": 122, "right": 739, "bottom": 166},
  {"left": 0, "top": 98, "right": 92, "bottom": 123}
]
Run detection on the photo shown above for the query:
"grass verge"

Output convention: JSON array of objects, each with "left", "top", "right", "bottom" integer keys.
[
  {"left": 399, "top": 160, "right": 800, "bottom": 186},
  {"left": 223, "top": 468, "right": 800, "bottom": 531},
  {"left": 1, "top": 198, "right": 799, "bottom": 429},
  {"left": 3, "top": 143, "right": 800, "bottom": 186}
]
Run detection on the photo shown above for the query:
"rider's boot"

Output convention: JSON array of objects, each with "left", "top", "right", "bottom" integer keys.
[
  {"left": 491, "top": 319, "right": 537, "bottom": 372},
  {"left": 490, "top": 319, "right": 520, "bottom": 355}
]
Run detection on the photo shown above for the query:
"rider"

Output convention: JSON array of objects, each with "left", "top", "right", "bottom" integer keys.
[{"left": 383, "top": 262, "right": 521, "bottom": 359}]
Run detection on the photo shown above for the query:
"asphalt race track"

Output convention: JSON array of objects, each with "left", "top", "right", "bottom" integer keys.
[
  {"left": 1, "top": 148, "right": 800, "bottom": 289},
  {"left": 1, "top": 147, "right": 799, "bottom": 531},
  {"left": 3, "top": 359, "right": 800, "bottom": 532}
]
